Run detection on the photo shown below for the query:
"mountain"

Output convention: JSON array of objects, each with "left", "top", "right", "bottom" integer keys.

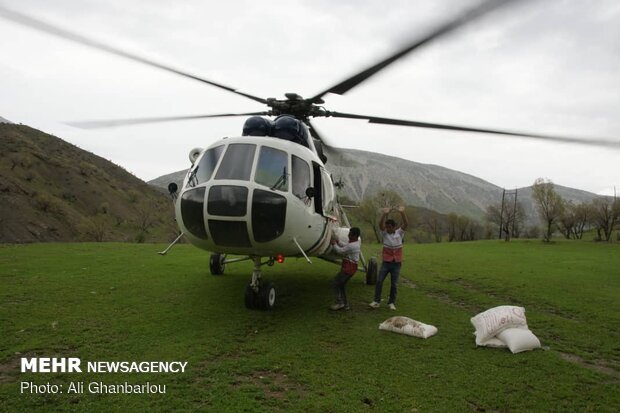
[
  {"left": 324, "top": 148, "right": 602, "bottom": 225},
  {"left": 149, "top": 146, "right": 601, "bottom": 225},
  {"left": 325, "top": 148, "right": 502, "bottom": 219},
  {"left": 0, "top": 123, "right": 176, "bottom": 243},
  {"left": 0, "top": 116, "right": 13, "bottom": 124}
]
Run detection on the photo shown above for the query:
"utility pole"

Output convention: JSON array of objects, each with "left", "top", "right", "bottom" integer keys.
[
  {"left": 512, "top": 188, "right": 518, "bottom": 238},
  {"left": 498, "top": 188, "right": 518, "bottom": 241},
  {"left": 498, "top": 189, "right": 506, "bottom": 239}
]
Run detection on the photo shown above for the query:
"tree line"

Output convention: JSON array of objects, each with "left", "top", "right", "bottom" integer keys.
[
  {"left": 344, "top": 180, "right": 619, "bottom": 244},
  {"left": 528, "top": 178, "right": 619, "bottom": 242}
]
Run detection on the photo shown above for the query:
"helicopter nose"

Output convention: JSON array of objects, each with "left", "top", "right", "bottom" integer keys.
[
  {"left": 180, "top": 184, "right": 287, "bottom": 248},
  {"left": 205, "top": 185, "right": 252, "bottom": 247},
  {"left": 206, "top": 185, "right": 287, "bottom": 247},
  {"left": 180, "top": 187, "right": 208, "bottom": 240},
  {"left": 250, "top": 189, "right": 286, "bottom": 242}
]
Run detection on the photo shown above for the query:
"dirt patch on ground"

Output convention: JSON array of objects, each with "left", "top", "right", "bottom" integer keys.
[
  {"left": 0, "top": 355, "right": 23, "bottom": 384},
  {"left": 0, "top": 350, "right": 41, "bottom": 383},
  {"left": 232, "top": 369, "right": 306, "bottom": 400},
  {"left": 559, "top": 352, "right": 620, "bottom": 380},
  {"left": 447, "top": 278, "right": 580, "bottom": 322},
  {"left": 400, "top": 277, "right": 417, "bottom": 289},
  {"left": 424, "top": 290, "right": 477, "bottom": 311},
  {"left": 0, "top": 348, "right": 79, "bottom": 384}
]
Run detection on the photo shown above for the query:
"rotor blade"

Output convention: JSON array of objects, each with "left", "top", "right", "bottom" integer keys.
[
  {"left": 0, "top": 5, "right": 267, "bottom": 105},
  {"left": 307, "top": 120, "right": 335, "bottom": 163},
  {"left": 310, "top": 0, "right": 517, "bottom": 102},
  {"left": 307, "top": 119, "right": 334, "bottom": 148},
  {"left": 66, "top": 112, "right": 269, "bottom": 129},
  {"left": 329, "top": 111, "right": 620, "bottom": 149}
]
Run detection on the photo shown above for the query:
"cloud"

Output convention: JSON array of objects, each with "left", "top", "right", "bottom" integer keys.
[{"left": 1, "top": 0, "right": 618, "bottom": 191}]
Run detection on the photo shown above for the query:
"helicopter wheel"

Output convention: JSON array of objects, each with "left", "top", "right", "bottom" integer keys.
[
  {"left": 366, "top": 258, "right": 378, "bottom": 285},
  {"left": 209, "top": 253, "right": 226, "bottom": 275},
  {"left": 258, "top": 282, "right": 276, "bottom": 310},
  {"left": 244, "top": 284, "right": 258, "bottom": 309}
]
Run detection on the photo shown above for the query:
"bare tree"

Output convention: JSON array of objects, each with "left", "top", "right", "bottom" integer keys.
[
  {"left": 531, "top": 178, "right": 565, "bottom": 242},
  {"left": 357, "top": 190, "right": 404, "bottom": 242},
  {"left": 423, "top": 216, "right": 443, "bottom": 242},
  {"left": 134, "top": 203, "right": 157, "bottom": 243},
  {"left": 572, "top": 202, "right": 591, "bottom": 239},
  {"left": 486, "top": 201, "right": 525, "bottom": 241},
  {"left": 447, "top": 213, "right": 482, "bottom": 241},
  {"left": 447, "top": 213, "right": 458, "bottom": 242},
  {"left": 591, "top": 197, "right": 619, "bottom": 242},
  {"left": 81, "top": 214, "right": 111, "bottom": 242},
  {"left": 557, "top": 201, "right": 577, "bottom": 239}
]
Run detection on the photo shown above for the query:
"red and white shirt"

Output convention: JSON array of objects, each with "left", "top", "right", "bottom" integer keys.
[
  {"left": 333, "top": 239, "right": 361, "bottom": 275},
  {"left": 382, "top": 228, "right": 405, "bottom": 262}
]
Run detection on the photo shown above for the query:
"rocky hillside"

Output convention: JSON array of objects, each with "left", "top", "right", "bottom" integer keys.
[
  {"left": 324, "top": 148, "right": 602, "bottom": 224},
  {"left": 0, "top": 123, "right": 176, "bottom": 243},
  {"left": 324, "top": 147, "right": 503, "bottom": 219}
]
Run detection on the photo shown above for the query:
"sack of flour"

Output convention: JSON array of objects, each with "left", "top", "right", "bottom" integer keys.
[
  {"left": 379, "top": 316, "right": 438, "bottom": 339},
  {"left": 470, "top": 305, "right": 527, "bottom": 345},
  {"left": 497, "top": 327, "right": 541, "bottom": 354}
]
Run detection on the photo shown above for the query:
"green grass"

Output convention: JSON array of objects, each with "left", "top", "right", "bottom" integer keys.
[{"left": 0, "top": 240, "right": 618, "bottom": 412}]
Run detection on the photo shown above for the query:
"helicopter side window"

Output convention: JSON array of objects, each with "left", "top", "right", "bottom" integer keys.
[
  {"left": 292, "top": 155, "right": 310, "bottom": 200},
  {"left": 195, "top": 145, "right": 224, "bottom": 184},
  {"left": 215, "top": 144, "right": 256, "bottom": 181},
  {"left": 255, "top": 146, "right": 288, "bottom": 192}
]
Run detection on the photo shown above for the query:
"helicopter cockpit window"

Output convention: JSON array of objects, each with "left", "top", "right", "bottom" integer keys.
[
  {"left": 215, "top": 144, "right": 256, "bottom": 181},
  {"left": 194, "top": 145, "right": 224, "bottom": 184},
  {"left": 292, "top": 155, "right": 310, "bottom": 200},
  {"left": 255, "top": 146, "right": 288, "bottom": 192}
]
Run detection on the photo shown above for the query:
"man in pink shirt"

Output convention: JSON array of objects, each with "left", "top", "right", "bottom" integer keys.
[{"left": 369, "top": 206, "right": 409, "bottom": 311}]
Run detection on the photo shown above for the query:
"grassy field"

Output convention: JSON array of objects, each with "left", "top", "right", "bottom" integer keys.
[{"left": 0, "top": 240, "right": 618, "bottom": 412}]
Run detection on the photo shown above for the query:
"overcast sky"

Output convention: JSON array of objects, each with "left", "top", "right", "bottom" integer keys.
[{"left": 1, "top": 0, "right": 618, "bottom": 195}]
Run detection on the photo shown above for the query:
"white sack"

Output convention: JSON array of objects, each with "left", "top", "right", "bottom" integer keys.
[
  {"left": 470, "top": 305, "right": 527, "bottom": 345},
  {"left": 475, "top": 336, "right": 507, "bottom": 348},
  {"left": 379, "top": 316, "right": 438, "bottom": 339},
  {"left": 497, "top": 328, "right": 541, "bottom": 354}
]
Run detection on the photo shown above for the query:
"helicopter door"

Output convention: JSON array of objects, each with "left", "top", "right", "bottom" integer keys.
[
  {"left": 311, "top": 162, "right": 323, "bottom": 216},
  {"left": 320, "top": 168, "right": 336, "bottom": 219},
  {"left": 312, "top": 162, "right": 336, "bottom": 219}
]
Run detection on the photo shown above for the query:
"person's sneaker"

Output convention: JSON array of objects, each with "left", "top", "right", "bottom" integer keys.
[
  {"left": 369, "top": 301, "right": 380, "bottom": 309},
  {"left": 388, "top": 303, "right": 397, "bottom": 311},
  {"left": 330, "top": 303, "right": 346, "bottom": 311}
]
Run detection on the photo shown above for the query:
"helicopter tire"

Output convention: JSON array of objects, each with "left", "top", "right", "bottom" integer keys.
[
  {"left": 244, "top": 284, "right": 258, "bottom": 309},
  {"left": 258, "top": 282, "right": 276, "bottom": 310},
  {"left": 209, "top": 253, "right": 225, "bottom": 275},
  {"left": 366, "top": 258, "right": 378, "bottom": 285}
]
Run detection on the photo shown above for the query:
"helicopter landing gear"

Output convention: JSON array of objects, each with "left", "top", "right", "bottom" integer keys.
[
  {"left": 244, "top": 257, "right": 276, "bottom": 310},
  {"left": 209, "top": 253, "right": 226, "bottom": 275},
  {"left": 366, "top": 257, "right": 378, "bottom": 285}
]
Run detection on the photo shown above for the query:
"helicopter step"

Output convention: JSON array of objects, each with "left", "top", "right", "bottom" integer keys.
[{"left": 244, "top": 256, "right": 276, "bottom": 310}]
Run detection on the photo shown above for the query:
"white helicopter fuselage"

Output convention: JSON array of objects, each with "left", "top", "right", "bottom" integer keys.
[{"left": 175, "top": 135, "right": 342, "bottom": 259}]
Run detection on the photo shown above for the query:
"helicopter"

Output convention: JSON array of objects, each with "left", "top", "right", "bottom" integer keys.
[{"left": 2, "top": 0, "right": 619, "bottom": 310}]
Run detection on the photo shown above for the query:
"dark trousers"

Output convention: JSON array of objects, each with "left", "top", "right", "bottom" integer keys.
[
  {"left": 374, "top": 261, "right": 401, "bottom": 304},
  {"left": 333, "top": 271, "right": 353, "bottom": 305}
]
